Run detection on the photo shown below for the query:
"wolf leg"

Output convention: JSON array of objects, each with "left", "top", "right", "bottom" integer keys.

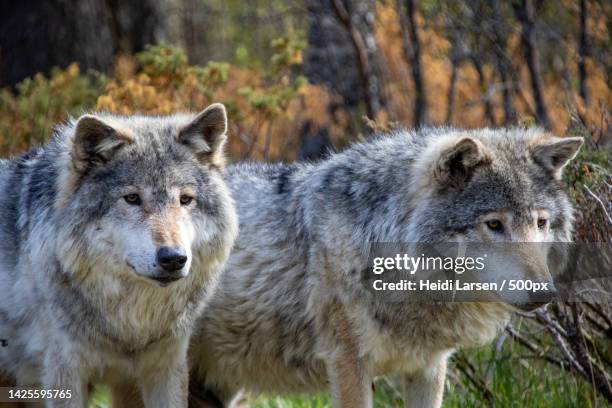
[
  {"left": 326, "top": 305, "right": 372, "bottom": 408},
  {"left": 139, "top": 356, "right": 188, "bottom": 408},
  {"left": 327, "top": 350, "right": 372, "bottom": 408},
  {"left": 14, "top": 370, "right": 44, "bottom": 408},
  {"left": 41, "top": 357, "right": 86, "bottom": 408},
  {"left": 402, "top": 358, "right": 447, "bottom": 408}
]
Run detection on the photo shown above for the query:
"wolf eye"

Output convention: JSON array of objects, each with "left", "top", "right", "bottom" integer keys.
[
  {"left": 180, "top": 195, "right": 194, "bottom": 206},
  {"left": 537, "top": 218, "right": 548, "bottom": 229},
  {"left": 485, "top": 220, "right": 504, "bottom": 233},
  {"left": 124, "top": 193, "right": 141, "bottom": 205}
]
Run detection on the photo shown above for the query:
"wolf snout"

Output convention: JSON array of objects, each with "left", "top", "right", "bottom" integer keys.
[
  {"left": 157, "top": 246, "right": 188, "bottom": 272},
  {"left": 150, "top": 246, "right": 188, "bottom": 286}
]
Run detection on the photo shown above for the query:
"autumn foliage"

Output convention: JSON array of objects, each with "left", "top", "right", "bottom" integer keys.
[{"left": 0, "top": 3, "right": 609, "bottom": 161}]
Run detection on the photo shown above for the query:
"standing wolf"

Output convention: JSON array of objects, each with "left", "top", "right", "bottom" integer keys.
[
  {"left": 0, "top": 103, "right": 238, "bottom": 407},
  {"left": 189, "top": 128, "right": 583, "bottom": 408}
]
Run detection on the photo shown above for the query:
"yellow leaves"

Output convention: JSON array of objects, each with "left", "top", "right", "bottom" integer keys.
[
  {"left": 95, "top": 95, "right": 115, "bottom": 111},
  {"left": 0, "top": 63, "right": 102, "bottom": 155},
  {"left": 291, "top": 49, "right": 303, "bottom": 65},
  {"left": 87, "top": 37, "right": 333, "bottom": 161},
  {"left": 269, "top": 31, "right": 305, "bottom": 75},
  {"left": 66, "top": 63, "right": 80, "bottom": 77},
  {"left": 47, "top": 63, "right": 82, "bottom": 89},
  {"left": 97, "top": 74, "right": 168, "bottom": 114},
  {"left": 113, "top": 54, "right": 137, "bottom": 82},
  {"left": 97, "top": 48, "right": 234, "bottom": 116}
]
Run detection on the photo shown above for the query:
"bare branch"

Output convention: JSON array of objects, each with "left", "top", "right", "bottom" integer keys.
[{"left": 583, "top": 184, "right": 612, "bottom": 226}]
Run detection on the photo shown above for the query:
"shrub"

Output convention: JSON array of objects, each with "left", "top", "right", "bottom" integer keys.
[{"left": 0, "top": 63, "right": 104, "bottom": 155}]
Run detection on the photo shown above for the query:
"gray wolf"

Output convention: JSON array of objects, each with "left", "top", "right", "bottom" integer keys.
[
  {"left": 0, "top": 103, "right": 238, "bottom": 407},
  {"left": 188, "top": 127, "right": 583, "bottom": 407}
]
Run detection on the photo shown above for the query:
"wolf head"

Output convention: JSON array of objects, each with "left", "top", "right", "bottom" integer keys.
[
  {"left": 54, "top": 103, "right": 237, "bottom": 287},
  {"left": 408, "top": 128, "right": 583, "bottom": 310}
]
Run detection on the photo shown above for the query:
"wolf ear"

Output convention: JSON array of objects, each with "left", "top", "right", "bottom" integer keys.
[
  {"left": 72, "top": 115, "right": 131, "bottom": 173},
  {"left": 434, "top": 137, "right": 490, "bottom": 186},
  {"left": 532, "top": 137, "right": 584, "bottom": 178},
  {"left": 178, "top": 103, "right": 228, "bottom": 167}
]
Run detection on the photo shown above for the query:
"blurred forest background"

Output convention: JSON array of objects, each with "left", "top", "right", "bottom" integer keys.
[{"left": 0, "top": 0, "right": 611, "bottom": 407}]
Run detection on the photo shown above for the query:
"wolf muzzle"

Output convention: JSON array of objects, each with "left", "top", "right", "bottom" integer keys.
[
  {"left": 151, "top": 246, "right": 188, "bottom": 285},
  {"left": 516, "top": 285, "right": 558, "bottom": 311}
]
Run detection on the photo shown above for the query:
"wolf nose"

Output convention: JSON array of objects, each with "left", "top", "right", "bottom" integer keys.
[
  {"left": 538, "top": 285, "right": 558, "bottom": 304},
  {"left": 157, "top": 246, "right": 188, "bottom": 272},
  {"left": 520, "top": 284, "right": 558, "bottom": 311}
]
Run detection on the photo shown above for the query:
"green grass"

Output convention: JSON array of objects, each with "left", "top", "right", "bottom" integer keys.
[
  {"left": 88, "top": 338, "right": 606, "bottom": 408},
  {"left": 251, "top": 376, "right": 406, "bottom": 407},
  {"left": 247, "top": 344, "right": 605, "bottom": 408},
  {"left": 88, "top": 386, "right": 111, "bottom": 408},
  {"left": 441, "top": 348, "right": 601, "bottom": 408}
]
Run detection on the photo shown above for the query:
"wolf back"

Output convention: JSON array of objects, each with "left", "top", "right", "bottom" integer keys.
[{"left": 189, "top": 127, "right": 583, "bottom": 407}]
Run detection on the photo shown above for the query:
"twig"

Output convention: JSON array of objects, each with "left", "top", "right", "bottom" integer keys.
[
  {"left": 583, "top": 184, "right": 612, "bottom": 226},
  {"left": 505, "top": 324, "right": 565, "bottom": 367},
  {"left": 536, "top": 309, "right": 588, "bottom": 377},
  {"left": 452, "top": 353, "right": 495, "bottom": 403},
  {"left": 569, "top": 304, "right": 612, "bottom": 402},
  {"left": 536, "top": 309, "right": 569, "bottom": 338}
]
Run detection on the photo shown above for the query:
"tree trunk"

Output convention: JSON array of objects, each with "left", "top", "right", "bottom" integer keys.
[
  {"left": 578, "top": 0, "right": 590, "bottom": 105},
  {"left": 0, "top": 0, "right": 165, "bottom": 87},
  {"left": 489, "top": 0, "right": 517, "bottom": 125},
  {"left": 513, "top": 0, "right": 551, "bottom": 129},
  {"left": 330, "top": 0, "right": 381, "bottom": 120},
  {"left": 397, "top": 0, "right": 427, "bottom": 127},
  {"left": 472, "top": 57, "right": 496, "bottom": 126},
  {"left": 304, "top": 0, "right": 384, "bottom": 123},
  {"left": 497, "top": 63, "right": 517, "bottom": 125},
  {"left": 446, "top": 54, "right": 458, "bottom": 125}
]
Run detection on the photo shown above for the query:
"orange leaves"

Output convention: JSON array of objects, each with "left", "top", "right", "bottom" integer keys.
[
  {"left": 373, "top": 2, "right": 609, "bottom": 135},
  {"left": 0, "top": 63, "right": 102, "bottom": 155},
  {"left": 92, "top": 41, "right": 335, "bottom": 161}
]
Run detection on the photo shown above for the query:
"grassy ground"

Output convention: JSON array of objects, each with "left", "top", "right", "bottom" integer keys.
[
  {"left": 87, "top": 341, "right": 603, "bottom": 408},
  {"left": 249, "top": 347, "right": 601, "bottom": 408}
]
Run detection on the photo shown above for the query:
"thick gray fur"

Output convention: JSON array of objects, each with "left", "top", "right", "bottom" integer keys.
[
  {"left": 0, "top": 104, "right": 238, "bottom": 407},
  {"left": 189, "top": 127, "right": 583, "bottom": 408}
]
